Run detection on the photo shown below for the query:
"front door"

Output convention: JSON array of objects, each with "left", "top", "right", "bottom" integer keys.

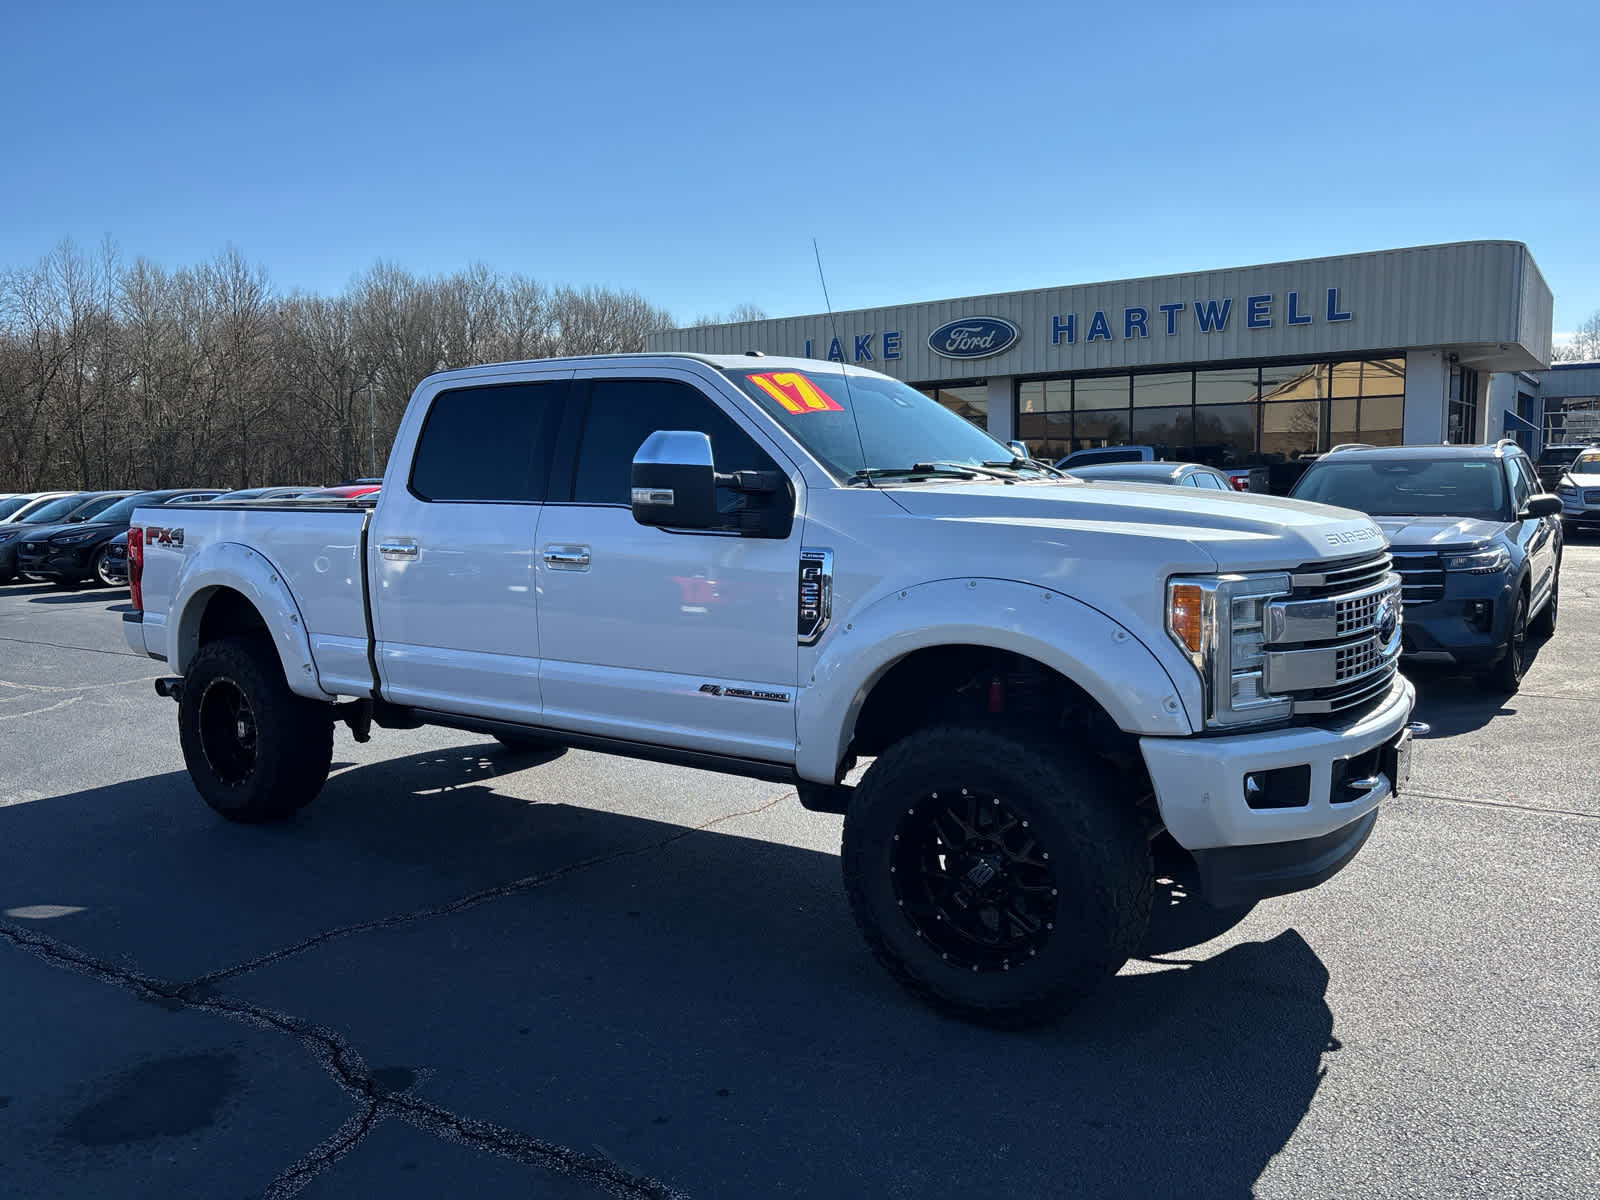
[
  {"left": 535, "top": 370, "right": 804, "bottom": 763},
  {"left": 369, "top": 373, "right": 568, "bottom": 722}
]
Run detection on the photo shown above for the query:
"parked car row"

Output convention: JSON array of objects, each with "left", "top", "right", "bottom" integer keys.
[{"left": 0, "top": 482, "right": 384, "bottom": 588}]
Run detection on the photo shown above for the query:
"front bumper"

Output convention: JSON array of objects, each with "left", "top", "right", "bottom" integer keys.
[
  {"left": 1140, "top": 674, "right": 1415, "bottom": 904},
  {"left": 1561, "top": 496, "right": 1600, "bottom": 527},
  {"left": 1399, "top": 570, "right": 1516, "bottom": 667},
  {"left": 16, "top": 542, "right": 97, "bottom": 581}
]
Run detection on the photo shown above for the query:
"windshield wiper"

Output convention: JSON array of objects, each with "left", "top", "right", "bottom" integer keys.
[
  {"left": 847, "top": 462, "right": 1017, "bottom": 486},
  {"left": 983, "top": 457, "right": 1066, "bottom": 479}
]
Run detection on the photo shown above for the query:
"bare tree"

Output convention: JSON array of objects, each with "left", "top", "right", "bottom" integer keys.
[{"left": 1552, "top": 309, "right": 1600, "bottom": 362}]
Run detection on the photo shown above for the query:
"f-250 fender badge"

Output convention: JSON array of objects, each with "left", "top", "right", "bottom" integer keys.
[
  {"left": 698, "top": 683, "right": 791, "bottom": 703},
  {"left": 145, "top": 526, "right": 184, "bottom": 548}
]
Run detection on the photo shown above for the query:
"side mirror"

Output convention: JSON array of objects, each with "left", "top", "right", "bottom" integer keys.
[
  {"left": 1521, "top": 495, "right": 1562, "bottom": 519},
  {"left": 631, "top": 431, "right": 718, "bottom": 529}
]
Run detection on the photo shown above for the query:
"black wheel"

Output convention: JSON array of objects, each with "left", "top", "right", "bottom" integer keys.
[
  {"left": 1530, "top": 574, "right": 1559, "bottom": 639},
  {"left": 92, "top": 546, "right": 119, "bottom": 588},
  {"left": 178, "top": 634, "right": 333, "bottom": 822},
  {"left": 492, "top": 731, "right": 565, "bottom": 755},
  {"left": 1482, "top": 589, "right": 1529, "bottom": 694},
  {"left": 841, "top": 725, "right": 1152, "bottom": 1028}
]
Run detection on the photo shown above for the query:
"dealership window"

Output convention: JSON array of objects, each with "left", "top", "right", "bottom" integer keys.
[
  {"left": 1014, "top": 357, "right": 1405, "bottom": 467},
  {"left": 920, "top": 382, "right": 987, "bottom": 426},
  {"left": 1447, "top": 365, "right": 1480, "bottom": 443}
]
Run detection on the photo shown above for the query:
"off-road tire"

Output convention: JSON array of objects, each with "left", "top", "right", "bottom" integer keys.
[
  {"left": 178, "top": 634, "right": 334, "bottom": 822},
  {"left": 1530, "top": 574, "right": 1558, "bottom": 639},
  {"left": 1482, "top": 589, "right": 1529, "bottom": 694},
  {"left": 841, "top": 725, "right": 1152, "bottom": 1028}
]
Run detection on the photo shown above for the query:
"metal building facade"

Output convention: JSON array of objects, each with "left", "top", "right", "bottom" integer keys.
[{"left": 647, "top": 241, "right": 1554, "bottom": 460}]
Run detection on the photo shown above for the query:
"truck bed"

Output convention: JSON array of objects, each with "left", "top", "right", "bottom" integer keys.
[{"left": 129, "top": 501, "right": 374, "bottom": 696}]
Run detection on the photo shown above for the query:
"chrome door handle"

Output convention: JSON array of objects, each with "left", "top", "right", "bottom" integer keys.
[
  {"left": 543, "top": 545, "right": 591, "bottom": 570},
  {"left": 378, "top": 541, "right": 419, "bottom": 560}
]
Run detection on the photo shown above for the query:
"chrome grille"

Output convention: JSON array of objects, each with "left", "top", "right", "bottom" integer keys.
[
  {"left": 1585, "top": 489, "right": 1600, "bottom": 505},
  {"left": 1335, "top": 588, "right": 1385, "bottom": 636},
  {"left": 1390, "top": 551, "right": 1444, "bottom": 605},
  {"left": 1289, "top": 552, "right": 1393, "bottom": 598},
  {"left": 1335, "top": 638, "right": 1382, "bottom": 679},
  {"left": 1266, "top": 551, "right": 1402, "bottom": 719}
]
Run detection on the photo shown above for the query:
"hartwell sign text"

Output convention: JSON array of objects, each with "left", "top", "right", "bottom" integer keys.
[{"left": 801, "top": 287, "right": 1353, "bottom": 364}]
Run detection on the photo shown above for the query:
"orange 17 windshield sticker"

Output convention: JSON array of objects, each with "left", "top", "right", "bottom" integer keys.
[{"left": 747, "top": 371, "right": 844, "bottom": 415}]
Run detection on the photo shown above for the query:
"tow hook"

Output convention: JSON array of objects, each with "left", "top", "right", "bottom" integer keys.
[{"left": 154, "top": 677, "right": 184, "bottom": 702}]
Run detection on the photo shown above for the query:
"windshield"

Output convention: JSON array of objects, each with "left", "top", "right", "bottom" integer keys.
[
  {"left": 1292, "top": 459, "right": 1509, "bottom": 520},
  {"left": 725, "top": 366, "right": 1050, "bottom": 482},
  {"left": 90, "top": 493, "right": 166, "bottom": 526},
  {"left": 1538, "top": 447, "right": 1583, "bottom": 467},
  {"left": 1569, "top": 452, "right": 1600, "bottom": 475},
  {"left": 14, "top": 494, "right": 93, "bottom": 524}
]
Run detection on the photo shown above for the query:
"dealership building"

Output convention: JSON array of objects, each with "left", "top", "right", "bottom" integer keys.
[{"left": 647, "top": 241, "right": 1555, "bottom": 475}]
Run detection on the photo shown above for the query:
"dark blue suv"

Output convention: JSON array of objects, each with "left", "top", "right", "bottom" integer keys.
[{"left": 1290, "top": 442, "right": 1562, "bottom": 692}]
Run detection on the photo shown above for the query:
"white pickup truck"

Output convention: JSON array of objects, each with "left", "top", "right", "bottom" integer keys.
[{"left": 126, "top": 352, "right": 1420, "bottom": 1027}]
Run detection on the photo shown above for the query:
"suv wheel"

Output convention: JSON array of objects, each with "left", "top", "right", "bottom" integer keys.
[
  {"left": 841, "top": 725, "right": 1152, "bottom": 1028},
  {"left": 1482, "top": 589, "right": 1529, "bottom": 693}
]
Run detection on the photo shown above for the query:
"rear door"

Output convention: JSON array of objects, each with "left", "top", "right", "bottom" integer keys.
[
  {"left": 534, "top": 367, "right": 805, "bottom": 762},
  {"left": 368, "top": 373, "right": 568, "bottom": 721}
]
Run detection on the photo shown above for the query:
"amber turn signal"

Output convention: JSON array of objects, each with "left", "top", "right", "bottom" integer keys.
[{"left": 1168, "top": 583, "right": 1206, "bottom": 656}]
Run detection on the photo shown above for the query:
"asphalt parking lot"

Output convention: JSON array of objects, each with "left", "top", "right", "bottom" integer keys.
[{"left": 1, "top": 553, "right": 1596, "bottom": 1200}]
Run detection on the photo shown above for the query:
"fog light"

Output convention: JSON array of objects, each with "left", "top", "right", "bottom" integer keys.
[{"left": 1466, "top": 599, "right": 1493, "bottom": 632}]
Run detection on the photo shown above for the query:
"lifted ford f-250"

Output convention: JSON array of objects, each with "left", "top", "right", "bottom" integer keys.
[{"left": 125, "top": 353, "right": 1419, "bottom": 1026}]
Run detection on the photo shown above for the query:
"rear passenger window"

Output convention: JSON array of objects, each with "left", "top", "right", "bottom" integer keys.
[
  {"left": 571, "top": 379, "right": 778, "bottom": 505},
  {"left": 1507, "top": 458, "right": 1534, "bottom": 510},
  {"left": 410, "top": 381, "right": 565, "bottom": 502}
]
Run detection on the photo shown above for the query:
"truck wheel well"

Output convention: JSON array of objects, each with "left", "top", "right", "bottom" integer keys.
[
  {"left": 849, "top": 646, "right": 1151, "bottom": 805},
  {"left": 196, "top": 588, "right": 269, "bottom": 648}
]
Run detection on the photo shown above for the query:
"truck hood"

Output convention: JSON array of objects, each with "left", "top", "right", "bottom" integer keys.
[
  {"left": 1371, "top": 515, "right": 1508, "bottom": 548},
  {"left": 883, "top": 480, "right": 1385, "bottom": 572}
]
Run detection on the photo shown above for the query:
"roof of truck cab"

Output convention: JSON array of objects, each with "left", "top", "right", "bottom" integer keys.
[{"left": 422, "top": 352, "right": 889, "bottom": 382}]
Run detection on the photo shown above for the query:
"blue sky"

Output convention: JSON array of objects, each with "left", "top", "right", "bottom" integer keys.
[{"left": 4, "top": 0, "right": 1596, "bottom": 335}]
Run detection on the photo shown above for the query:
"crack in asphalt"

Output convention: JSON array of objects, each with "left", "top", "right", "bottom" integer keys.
[
  {"left": 0, "top": 918, "right": 686, "bottom": 1197},
  {"left": 1402, "top": 789, "right": 1600, "bottom": 822},
  {"left": 186, "top": 791, "right": 789, "bottom": 992},
  {"left": 0, "top": 634, "right": 152, "bottom": 660},
  {"left": 0, "top": 791, "right": 793, "bottom": 1197}
]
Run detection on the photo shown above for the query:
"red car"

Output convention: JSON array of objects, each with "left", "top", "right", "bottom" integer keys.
[{"left": 297, "top": 484, "right": 380, "bottom": 501}]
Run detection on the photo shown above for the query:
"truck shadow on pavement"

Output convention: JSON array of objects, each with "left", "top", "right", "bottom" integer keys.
[{"left": 1, "top": 745, "right": 1339, "bottom": 1199}]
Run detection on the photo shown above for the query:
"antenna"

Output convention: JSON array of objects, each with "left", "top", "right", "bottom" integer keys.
[{"left": 812, "top": 238, "right": 871, "bottom": 479}]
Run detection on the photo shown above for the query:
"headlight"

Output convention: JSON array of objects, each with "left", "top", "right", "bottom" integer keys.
[
  {"left": 50, "top": 531, "right": 99, "bottom": 545},
  {"left": 1442, "top": 545, "right": 1509, "bottom": 574},
  {"left": 0, "top": 532, "right": 15, "bottom": 544},
  {"left": 1557, "top": 486, "right": 1577, "bottom": 498},
  {"left": 1167, "top": 573, "right": 1292, "bottom": 728}
]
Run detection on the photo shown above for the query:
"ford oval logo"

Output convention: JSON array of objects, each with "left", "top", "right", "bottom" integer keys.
[
  {"left": 1376, "top": 594, "right": 1398, "bottom": 645},
  {"left": 927, "top": 316, "right": 1019, "bottom": 360}
]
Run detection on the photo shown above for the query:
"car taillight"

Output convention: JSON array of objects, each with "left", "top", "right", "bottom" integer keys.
[
  {"left": 128, "top": 527, "right": 145, "bottom": 611},
  {"left": 1229, "top": 476, "right": 1250, "bottom": 491}
]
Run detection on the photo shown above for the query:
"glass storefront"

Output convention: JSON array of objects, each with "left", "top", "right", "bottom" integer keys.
[
  {"left": 1015, "top": 358, "right": 1406, "bottom": 467},
  {"left": 920, "top": 381, "right": 987, "bottom": 426}
]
